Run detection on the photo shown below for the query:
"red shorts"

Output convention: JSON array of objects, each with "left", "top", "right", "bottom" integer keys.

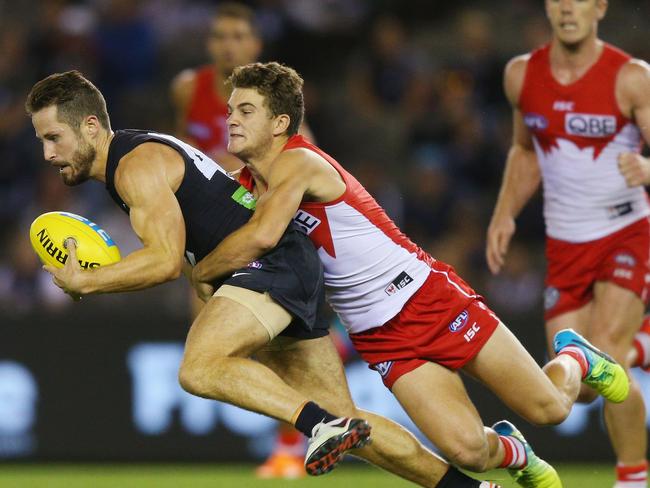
[
  {"left": 349, "top": 267, "right": 500, "bottom": 389},
  {"left": 544, "top": 217, "right": 650, "bottom": 321}
]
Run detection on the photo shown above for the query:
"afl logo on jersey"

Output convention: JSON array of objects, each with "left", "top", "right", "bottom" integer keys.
[
  {"left": 565, "top": 113, "right": 616, "bottom": 138},
  {"left": 524, "top": 113, "right": 548, "bottom": 131},
  {"left": 449, "top": 310, "right": 469, "bottom": 333}
]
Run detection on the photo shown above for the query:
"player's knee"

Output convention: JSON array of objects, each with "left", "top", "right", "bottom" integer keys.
[
  {"left": 523, "top": 397, "right": 570, "bottom": 425},
  {"left": 178, "top": 359, "right": 224, "bottom": 399},
  {"left": 178, "top": 362, "right": 205, "bottom": 397},
  {"left": 538, "top": 403, "right": 569, "bottom": 425},
  {"left": 445, "top": 433, "right": 490, "bottom": 472}
]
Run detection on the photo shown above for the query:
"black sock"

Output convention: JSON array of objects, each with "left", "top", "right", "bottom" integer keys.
[
  {"left": 436, "top": 466, "right": 485, "bottom": 488},
  {"left": 294, "top": 401, "right": 337, "bottom": 437}
]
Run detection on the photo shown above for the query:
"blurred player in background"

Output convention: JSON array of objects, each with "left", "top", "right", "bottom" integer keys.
[
  {"left": 171, "top": 2, "right": 260, "bottom": 173},
  {"left": 171, "top": 2, "right": 314, "bottom": 172},
  {"left": 486, "top": 1, "right": 650, "bottom": 487},
  {"left": 192, "top": 61, "right": 632, "bottom": 488},
  {"left": 170, "top": 3, "right": 313, "bottom": 477}
]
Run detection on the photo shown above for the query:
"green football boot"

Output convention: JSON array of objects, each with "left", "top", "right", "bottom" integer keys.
[
  {"left": 493, "top": 420, "right": 562, "bottom": 488},
  {"left": 554, "top": 328, "right": 629, "bottom": 403}
]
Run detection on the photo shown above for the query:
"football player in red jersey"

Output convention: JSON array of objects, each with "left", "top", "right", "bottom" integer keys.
[
  {"left": 171, "top": 3, "right": 261, "bottom": 174},
  {"left": 191, "top": 61, "right": 633, "bottom": 488},
  {"left": 28, "top": 69, "right": 489, "bottom": 487},
  {"left": 487, "top": 1, "right": 650, "bottom": 486}
]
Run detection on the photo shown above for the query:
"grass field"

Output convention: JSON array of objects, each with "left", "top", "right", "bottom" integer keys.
[{"left": 0, "top": 463, "right": 615, "bottom": 487}]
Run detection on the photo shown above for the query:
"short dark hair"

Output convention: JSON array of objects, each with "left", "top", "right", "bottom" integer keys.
[
  {"left": 214, "top": 2, "right": 259, "bottom": 36},
  {"left": 25, "top": 70, "right": 111, "bottom": 132},
  {"left": 228, "top": 62, "right": 304, "bottom": 136}
]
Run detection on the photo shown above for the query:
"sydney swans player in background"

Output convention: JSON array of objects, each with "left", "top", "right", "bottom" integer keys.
[
  {"left": 191, "top": 61, "right": 630, "bottom": 488},
  {"left": 171, "top": 1, "right": 262, "bottom": 173},
  {"left": 486, "top": 1, "right": 650, "bottom": 486},
  {"left": 24, "top": 70, "right": 500, "bottom": 487}
]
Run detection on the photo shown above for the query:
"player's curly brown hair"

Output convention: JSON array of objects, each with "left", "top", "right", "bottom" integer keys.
[
  {"left": 228, "top": 62, "right": 304, "bottom": 136},
  {"left": 25, "top": 70, "right": 111, "bottom": 133}
]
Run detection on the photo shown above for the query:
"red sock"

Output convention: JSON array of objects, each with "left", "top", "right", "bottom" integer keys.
[
  {"left": 278, "top": 429, "right": 302, "bottom": 448},
  {"left": 275, "top": 427, "right": 304, "bottom": 456},
  {"left": 616, "top": 461, "right": 648, "bottom": 487},
  {"left": 558, "top": 346, "right": 589, "bottom": 378},
  {"left": 498, "top": 435, "right": 527, "bottom": 469}
]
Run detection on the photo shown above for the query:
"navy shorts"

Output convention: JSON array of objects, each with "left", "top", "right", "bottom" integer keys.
[{"left": 222, "top": 225, "right": 329, "bottom": 339}]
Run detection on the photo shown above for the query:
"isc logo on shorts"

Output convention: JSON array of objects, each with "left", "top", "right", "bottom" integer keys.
[
  {"left": 613, "top": 268, "right": 633, "bottom": 280},
  {"left": 372, "top": 361, "right": 393, "bottom": 378},
  {"left": 565, "top": 113, "right": 616, "bottom": 138},
  {"left": 448, "top": 310, "right": 469, "bottom": 332}
]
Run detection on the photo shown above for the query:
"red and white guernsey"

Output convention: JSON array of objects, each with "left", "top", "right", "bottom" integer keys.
[
  {"left": 281, "top": 136, "right": 473, "bottom": 334},
  {"left": 519, "top": 43, "right": 649, "bottom": 242},
  {"left": 184, "top": 66, "right": 229, "bottom": 154}
]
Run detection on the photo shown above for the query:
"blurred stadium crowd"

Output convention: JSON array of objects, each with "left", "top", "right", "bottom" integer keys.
[{"left": 1, "top": 0, "right": 648, "bottom": 321}]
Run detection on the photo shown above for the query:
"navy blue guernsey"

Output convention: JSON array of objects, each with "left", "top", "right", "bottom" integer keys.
[
  {"left": 105, "top": 129, "right": 255, "bottom": 265},
  {"left": 104, "top": 129, "right": 327, "bottom": 337}
]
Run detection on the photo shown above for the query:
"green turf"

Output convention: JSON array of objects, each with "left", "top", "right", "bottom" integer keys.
[{"left": 0, "top": 463, "right": 615, "bottom": 487}]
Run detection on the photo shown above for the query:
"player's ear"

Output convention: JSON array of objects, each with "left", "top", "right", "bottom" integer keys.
[
  {"left": 273, "top": 114, "right": 290, "bottom": 136},
  {"left": 83, "top": 115, "right": 101, "bottom": 139},
  {"left": 596, "top": 0, "right": 608, "bottom": 20}
]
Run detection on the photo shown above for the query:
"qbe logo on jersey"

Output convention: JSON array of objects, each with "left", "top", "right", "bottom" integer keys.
[
  {"left": 293, "top": 210, "right": 321, "bottom": 235},
  {"left": 565, "top": 113, "right": 616, "bottom": 138}
]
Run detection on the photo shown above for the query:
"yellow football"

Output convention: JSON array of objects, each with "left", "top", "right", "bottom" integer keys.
[{"left": 29, "top": 211, "right": 121, "bottom": 269}]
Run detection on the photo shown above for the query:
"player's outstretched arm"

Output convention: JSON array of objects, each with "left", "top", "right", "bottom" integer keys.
[
  {"left": 486, "top": 55, "right": 541, "bottom": 275},
  {"left": 51, "top": 144, "right": 186, "bottom": 295},
  {"left": 193, "top": 151, "right": 315, "bottom": 284},
  {"left": 617, "top": 59, "right": 650, "bottom": 187}
]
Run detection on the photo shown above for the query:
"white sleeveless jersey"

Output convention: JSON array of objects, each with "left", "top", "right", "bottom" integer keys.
[
  {"left": 520, "top": 43, "right": 650, "bottom": 242},
  {"left": 276, "top": 136, "right": 474, "bottom": 334}
]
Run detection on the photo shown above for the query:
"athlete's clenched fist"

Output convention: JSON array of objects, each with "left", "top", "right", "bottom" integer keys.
[{"left": 618, "top": 152, "right": 650, "bottom": 187}]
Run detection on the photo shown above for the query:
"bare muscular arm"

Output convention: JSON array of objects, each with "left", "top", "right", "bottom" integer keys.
[
  {"left": 192, "top": 148, "right": 343, "bottom": 284},
  {"left": 46, "top": 143, "right": 186, "bottom": 295},
  {"left": 486, "top": 55, "right": 542, "bottom": 275},
  {"left": 616, "top": 60, "right": 650, "bottom": 186}
]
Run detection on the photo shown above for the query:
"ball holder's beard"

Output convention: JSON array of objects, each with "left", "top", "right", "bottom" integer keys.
[{"left": 62, "top": 142, "right": 96, "bottom": 186}]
